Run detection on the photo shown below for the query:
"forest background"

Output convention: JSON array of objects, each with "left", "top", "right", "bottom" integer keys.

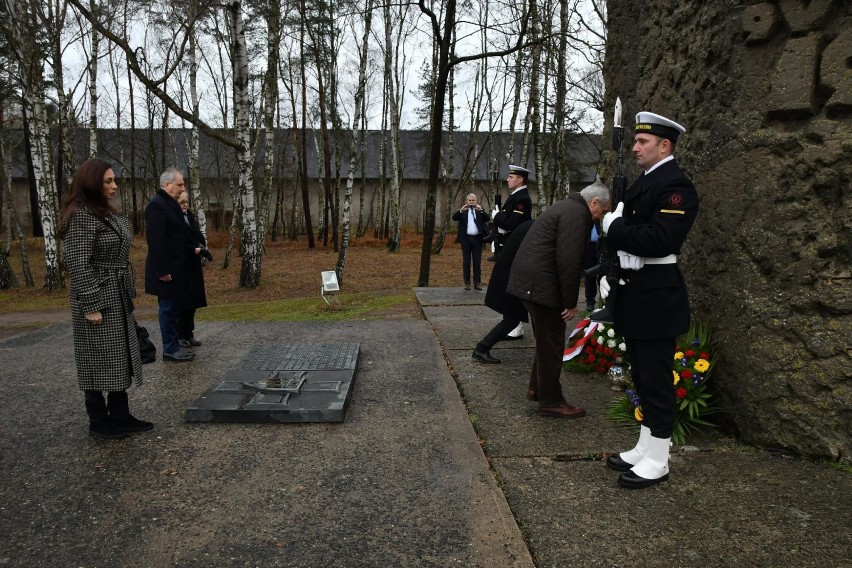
[{"left": 0, "top": 0, "right": 606, "bottom": 298}]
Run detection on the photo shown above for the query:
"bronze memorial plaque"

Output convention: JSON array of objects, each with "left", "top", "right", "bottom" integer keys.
[{"left": 185, "top": 343, "right": 360, "bottom": 423}]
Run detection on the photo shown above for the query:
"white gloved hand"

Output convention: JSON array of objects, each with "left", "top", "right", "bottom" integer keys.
[
  {"left": 617, "top": 250, "right": 645, "bottom": 270},
  {"left": 599, "top": 276, "right": 626, "bottom": 300},
  {"left": 602, "top": 202, "right": 624, "bottom": 235}
]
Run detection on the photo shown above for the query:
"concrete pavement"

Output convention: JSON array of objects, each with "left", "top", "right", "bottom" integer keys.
[{"left": 0, "top": 288, "right": 849, "bottom": 567}]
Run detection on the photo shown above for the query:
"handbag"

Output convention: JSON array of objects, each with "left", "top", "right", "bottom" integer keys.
[{"left": 136, "top": 322, "right": 157, "bottom": 364}]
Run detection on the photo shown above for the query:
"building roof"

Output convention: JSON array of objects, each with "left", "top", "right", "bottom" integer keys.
[{"left": 6, "top": 128, "right": 601, "bottom": 184}]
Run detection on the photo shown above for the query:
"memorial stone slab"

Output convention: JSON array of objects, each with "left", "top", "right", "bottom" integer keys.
[{"left": 185, "top": 343, "right": 360, "bottom": 423}]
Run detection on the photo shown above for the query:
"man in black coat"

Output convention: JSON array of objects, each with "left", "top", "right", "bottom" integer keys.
[
  {"left": 472, "top": 219, "right": 533, "bottom": 364},
  {"left": 145, "top": 167, "right": 194, "bottom": 362},
  {"left": 451, "top": 193, "right": 490, "bottom": 290},
  {"left": 601, "top": 111, "right": 699, "bottom": 489},
  {"left": 491, "top": 165, "right": 533, "bottom": 258}
]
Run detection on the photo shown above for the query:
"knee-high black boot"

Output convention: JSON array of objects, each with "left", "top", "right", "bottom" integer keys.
[
  {"left": 107, "top": 390, "right": 154, "bottom": 433},
  {"left": 84, "top": 390, "right": 127, "bottom": 439}
]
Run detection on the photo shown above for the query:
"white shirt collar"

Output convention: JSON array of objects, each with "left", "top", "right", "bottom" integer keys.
[
  {"left": 645, "top": 155, "right": 675, "bottom": 175},
  {"left": 510, "top": 185, "right": 527, "bottom": 195}
]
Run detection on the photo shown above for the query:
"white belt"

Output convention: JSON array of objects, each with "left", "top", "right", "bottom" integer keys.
[{"left": 644, "top": 254, "right": 677, "bottom": 265}]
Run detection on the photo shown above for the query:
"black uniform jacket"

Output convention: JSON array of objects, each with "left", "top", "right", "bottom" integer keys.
[
  {"left": 606, "top": 159, "right": 699, "bottom": 339},
  {"left": 493, "top": 187, "right": 533, "bottom": 233},
  {"left": 144, "top": 189, "right": 189, "bottom": 298},
  {"left": 485, "top": 219, "right": 533, "bottom": 323}
]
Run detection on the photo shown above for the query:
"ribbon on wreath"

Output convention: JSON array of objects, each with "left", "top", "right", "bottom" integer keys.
[{"left": 563, "top": 318, "right": 598, "bottom": 361}]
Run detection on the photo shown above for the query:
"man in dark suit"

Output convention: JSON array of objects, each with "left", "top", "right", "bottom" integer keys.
[
  {"left": 601, "top": 111, "right": 699, "bottom": 489},
  {"left": 145, "top": 167, "right": 194, "bottom": 362},
  {"left": 491, "top": 165, "right": 533, "bottom": 258},
  {"left": 451, "top": 193, "right": 490, "bottom": 290},
  {"left": 506, "top": 183, "right": 611, "bottom": 418}
]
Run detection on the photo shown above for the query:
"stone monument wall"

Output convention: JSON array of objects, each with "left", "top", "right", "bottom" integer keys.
[{"left": 604, "top": 0, "right": 851, "bottom": 461}]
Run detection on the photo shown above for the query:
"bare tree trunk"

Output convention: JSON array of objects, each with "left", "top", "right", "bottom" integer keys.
[
  {"left": 6, "top": 0, "right": 63, "bottom": 289},
  {"left": 383, "top": 2, "right": 402, "bottom": 251},
  {"left": 87, "top": 0, "right": 99, "bottom": 156},
  {"left": 50, "top": 0, "right": 73, "bottom": 201},
  {"left": 335, "top": 0, "right": 373, "bottom": 284},
  {"left": 227, "top": 0, "right": 260, "bottom": 287},
  {"left": 187, "top": 25, "right": 207, "bottom": 243},
  {"left": 256, "top": 0, "right": 280, "bottom": 251},
  {"left": 298, "top": 0, "right": 315, "bottom": 248},
  {"left": 529, "top": 0, "right": 545, "bottom": 213}
]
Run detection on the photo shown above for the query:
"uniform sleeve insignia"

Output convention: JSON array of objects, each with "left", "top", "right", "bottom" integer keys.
[{"left": 668, "top": 194, "right": 684, "bottom": 207}]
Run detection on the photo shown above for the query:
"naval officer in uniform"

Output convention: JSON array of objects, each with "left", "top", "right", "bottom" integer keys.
[
  {"left": 601, "top": 111, "right": 699, "bottom": 489},
  {"left": 492, "top": 165, "right": 533, "bottom": 255}
]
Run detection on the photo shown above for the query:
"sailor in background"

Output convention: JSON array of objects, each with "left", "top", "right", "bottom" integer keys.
[
  {"left": 491, "top": 165, "right": 534, "bottom": 339},
  {"left": 492, "top": 165, "right": 533, "bottom": 256},
  {"left": 601, "top": 111, "right": 699, "bottom": 489}
]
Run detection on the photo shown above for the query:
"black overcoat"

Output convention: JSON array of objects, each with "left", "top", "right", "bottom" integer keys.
[
  {"left": 144, "top": 189, "right": 189, "bottom": 298},
  {"left": 607, "top": 158, "right": 699, "bottom": 339},
  {"left": 485, "top": 219, "right": 533, "bottom": 322},
  {"left": 182, "top": 210, "right": 208, "bottom": 309}
]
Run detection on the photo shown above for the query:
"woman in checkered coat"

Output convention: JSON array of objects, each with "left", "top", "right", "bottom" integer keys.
[{"left": 60, "top": 158, "right": 152, "bottom": 439}]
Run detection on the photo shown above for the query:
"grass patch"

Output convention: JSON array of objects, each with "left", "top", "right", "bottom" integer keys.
[{"left": 195, "top": 291, "right": 416, "bottom": 322}]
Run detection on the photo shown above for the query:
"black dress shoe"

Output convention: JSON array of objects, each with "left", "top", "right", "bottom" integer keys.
[
  {"left": 472, "top": 349, "right": 501, "bottom": 364},
  {"left": 618, "top": 470, "right": 669, "bottom": 489},
  {"left": 486, "top": 255, "right": 496, "bottom": 262},
  {"left": 178, "top": 339, "right": 192, "bottom": 348},
  {"left": 607, "top": 455, "right": 633, "bottom": 472},
  {"left": 163, "top": 350, "right": 195, "bottom": 362},
  {"left": 464, "top": 285, "right": 471, "bottom": 290},
  {"left": 502, "top": 334, "right": 524, "bottom": 341},
  {"left": 186, "top": 338, "right": 202, "bottom": 346},
  {"left": 474, "top": 285, "right": 483, "bottom": 290}
]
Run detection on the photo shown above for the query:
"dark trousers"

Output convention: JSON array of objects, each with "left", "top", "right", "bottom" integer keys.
[
  {"left": 523, "top": 300, "right": 568, "bottom": 406},
  {"left": 459, "top": 235, "right": 483, "bottom": 286},
  {"left": 479, "top": 317, "right": 521, "bottom": 350},
  {"left": 157, "top": 296, "right": 180, "bottom": 354},
  {"left": 625, "top": 337, "right": 677, "bottom": 438},
  {"left": 178, "top": 308, "right": 197, "bottom": 340},
  {"left": 583, "top": 242, "right": 598, "bottom": 307}
]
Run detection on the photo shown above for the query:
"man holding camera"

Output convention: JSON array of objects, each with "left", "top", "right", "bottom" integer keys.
[{"left": 452, "top": 193, "right": 490, "bottom": 290}]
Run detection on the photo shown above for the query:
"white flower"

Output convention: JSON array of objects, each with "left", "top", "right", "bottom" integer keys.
[
  {"left": 608, "top": 339, "right": 616, "bottom": 348},
  {"left": 619, "top": 342, "right": 627, "bottom": 352},
  {"left": 607, "top": 328, "right": 615, "bottom": 338},
  {"left": 597, "top": 323, "right": 605, "bottom": 331}
]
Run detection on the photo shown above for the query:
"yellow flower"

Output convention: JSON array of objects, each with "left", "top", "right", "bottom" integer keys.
[
  {"left": 674, "top": 351, "right": 684, "bottom": 360},
  {"left": 694, "top": 359, "right": 710, "bottom": 373},
  {"left": 673, "top": 370, "right": 680, "bottom": 385},
  {"left": 634, "top": 406, "right": 643, "bottom": 422}
]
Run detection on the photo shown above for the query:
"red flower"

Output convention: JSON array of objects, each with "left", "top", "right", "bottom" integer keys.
[
  {"left": 675, "top": 387, "right": 687, "bottom": 400},
  {"left": 701, "top": 352, "right": 710, "bottom": 359},
  {"left": 590, "top": 338, "right": 598, "bottom": 346},
  {"left": 681, "top": 370, "right": 693, "bottom": 379},
  {"left": 684, "top": 350, "right": 696, "bottom": 357},
  {"left": 596, "top": 345, "right": 604, "bottom": 353},
  {"left": 604, "top": 347, "right": 612, "bottom": 356},
  {"left": 587, "top": 354, "right": 596, "bottom": 362}
]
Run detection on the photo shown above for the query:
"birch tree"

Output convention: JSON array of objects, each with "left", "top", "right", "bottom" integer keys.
[
  {"left": 3, "top": 0, "right": 63, "bottom": 290},
  {"left": 335, "top": 0, "right": 373, "bottom": 284}
]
